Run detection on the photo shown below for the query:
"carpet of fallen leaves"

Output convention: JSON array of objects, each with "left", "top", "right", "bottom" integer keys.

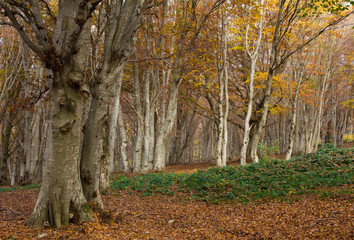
[
  {"left": 1, "top": 160, "right": 353, "bottom": 240},
  {"left": 0, "top": 186, "right": 352, "bottom": 239}
]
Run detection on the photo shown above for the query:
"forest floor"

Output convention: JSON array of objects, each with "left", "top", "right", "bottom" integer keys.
[
  {"left": 0, "top": 175, "right": 353, "bottom": 239},
  {"left": 1, "top": 144, "right": 353, "bottom": 239}
]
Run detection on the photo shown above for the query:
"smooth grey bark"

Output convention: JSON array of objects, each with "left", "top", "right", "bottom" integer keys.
[
  {"left": 285, "top": 72, "right": 302, "bottom": 160},
  {"left": 249, "top": 0, "right": 286, "bottom": 163},
  {"left": 80, "top": 0, "right": 150, "bottom": 205},
  {"left": 23, "top": 60, "right": 44, "bottom": 184},
  {"left": 25, "top": 105, "right": 43, "bottom": 183},
  {"left": 142, "top": 70, "right": 154, "bottom": 171},
  {"left": 81, "top": 81, "right": 111, "bottom": 209},
  {"left": 108, "top": 72, "right": 124, "bottom": 173},
  {"left": 152, "top": 38, "right": 175, "bottom": 170},
  {"left": 154, "top": 75, "right": 182, "bottom": 170},
  {"left": 285, "top": 47, "right": 309, "bottom": 160},
  {"left": 117, "top": 99, "right": 129, "bottom": 172},
  {"left": 222, "top": 58, "right": 229, "bottom": 166},
  {"left": 215, "top": 12, "right": 229, "bottom": 167},
  {"left": 240, "top": 1, "right": 265, "bottom": 165},
  {"left": 132, "top": 57, "right": 144, "bottom": 172}
]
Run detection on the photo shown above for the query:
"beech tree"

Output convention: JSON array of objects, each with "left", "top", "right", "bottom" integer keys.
[
  {"left": 247, "top": 0, "right": 353, "bottom": 163},
  {"left": 0, "top": 0, "right": 103, "bottom": 228},
  {"left": 239, "top": 0, "right": 266, "bottom": 165},
  {"left": 80, "top": 0, "right": 151, "bottom": 209},
  {"left": 0, "top": 0, "right": 353, "bottom": 229}
]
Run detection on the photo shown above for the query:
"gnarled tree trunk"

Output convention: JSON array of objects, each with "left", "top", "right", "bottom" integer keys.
[{"left": 27, "top": 65, "right": 92, "bottom": 228}]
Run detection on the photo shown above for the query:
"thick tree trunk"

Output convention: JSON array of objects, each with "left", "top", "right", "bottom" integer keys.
[
  {"left": 81, "top": 84, "right": 110, "bottom": 209},
  {"left": 26, "top": 69, "right": 92, "bottom": 228},
  {"left": 1, "top": 0, "right": 99, "bottom": 228}
]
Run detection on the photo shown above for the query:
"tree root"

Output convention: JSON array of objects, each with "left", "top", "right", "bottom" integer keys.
[{"left": 26, "top": 192, "right": 92, "bottom": 228}]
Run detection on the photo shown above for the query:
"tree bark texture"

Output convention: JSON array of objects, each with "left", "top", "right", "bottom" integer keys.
[
  {"left": 80, "top": 0, "right": 148, "bottom": 204},
  {"left": 22, "top": 0, "right": 94, "bottom": 228}
]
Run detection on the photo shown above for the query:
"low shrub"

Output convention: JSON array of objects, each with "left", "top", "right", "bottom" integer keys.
[{"left": 111, "top": 144, "right": 353, "bottom": 203}]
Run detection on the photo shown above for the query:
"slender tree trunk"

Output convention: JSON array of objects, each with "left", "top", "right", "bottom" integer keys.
[
  {"left": 132, "top": 60, "right": 143, "bottom": 172},
  {"left": 240, "top": 61, "right": 256, "bottom": 165},
  {"left": 310, "top": 56, "right": 332, "bottom": 152},
  {"left": 216, "top": 69, "right": 225, "bottom": 167},
  {"left": 222, "top": 62, "right": 229, "bottom": 166},
  {"left": 215, "top": 12, "right": 229, "bottom": 167},
  {"left": 27, "top": 106, "right": 43, "bottom": 183},
  {"left": 142, "top": 70, "right": 154, "bottom": 171},
  {"left": 108, "top": 72, "right": 124, "bottom": 173},
  {"left": 240, "top": 0, "right": 265, "bottom": 165},
  {"left": 285, "top": 80, "right": 301, "bottom": 160},
  {"left": 285, "top": 51, "right": 308, "bottom": 160},
  {"left": 154, "top": 78, "right": 181, "bottom": 170},
  {"left": 250, "top": 0, "right": 286, "bottom": 163},
  {"left": 331, "top": 84, "right": 337, "bottom": 147},
  {"left": 0, "top": 111, "right": 15, "bottom": 185},
  {"left": 117, "top": 101, "right": 129, "bottom": 172}
]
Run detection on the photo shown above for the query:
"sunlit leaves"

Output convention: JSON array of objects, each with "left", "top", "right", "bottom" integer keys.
[
  {"left": 298, "top": 0, "right": 353, "bottom": 18},
  {"left": 341, "top": 99, "right": 354, "bottom": 108}
]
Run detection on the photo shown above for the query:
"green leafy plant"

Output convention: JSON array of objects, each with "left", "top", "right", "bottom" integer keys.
[
  {"left": 111, "top": 144, "right": 353, "bottom": 204},
  {"left": 0, "top": 184, "right": 40, "bottom": 193},
  {"left": 257, "top": 140, "right": 280, "bottom": 163}
]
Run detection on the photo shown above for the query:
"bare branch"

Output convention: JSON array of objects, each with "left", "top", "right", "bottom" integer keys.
[
  {"left": 274, "top": 10, "right": 353, "bottom": 71},
  {"left": 0, "top": 0, "right": 44, "bottom": 57},
  {"left": 39, "top": 0, "right": 57, "bottom": 21}
]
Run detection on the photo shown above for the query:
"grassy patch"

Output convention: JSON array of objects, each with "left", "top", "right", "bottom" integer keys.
[
  {"left": 111, "top": 144, "right": 353, "bottom": 203},
  {"left": 0, "top": 183, "right": 40, "bottom": 193}
]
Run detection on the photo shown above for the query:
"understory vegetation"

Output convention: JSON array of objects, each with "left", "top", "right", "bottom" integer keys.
[
  {"left": 111, "top": 144, "right": 353, "bottom": 203},
  {"left": 1, "top": 144, "right": 352, "bottom": 204}
]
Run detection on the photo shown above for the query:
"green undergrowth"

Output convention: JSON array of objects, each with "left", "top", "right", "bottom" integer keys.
[
  {"left": 0, "top": 183, "right": 40, "bottom": 193},
  {"left": 111, "top": 144, "right": 353, "bottom": 203}
]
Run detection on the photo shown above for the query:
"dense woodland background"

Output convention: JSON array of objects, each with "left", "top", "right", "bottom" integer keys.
[{"left": 0, "top": 0, "right": 353, "bottom": 229}]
